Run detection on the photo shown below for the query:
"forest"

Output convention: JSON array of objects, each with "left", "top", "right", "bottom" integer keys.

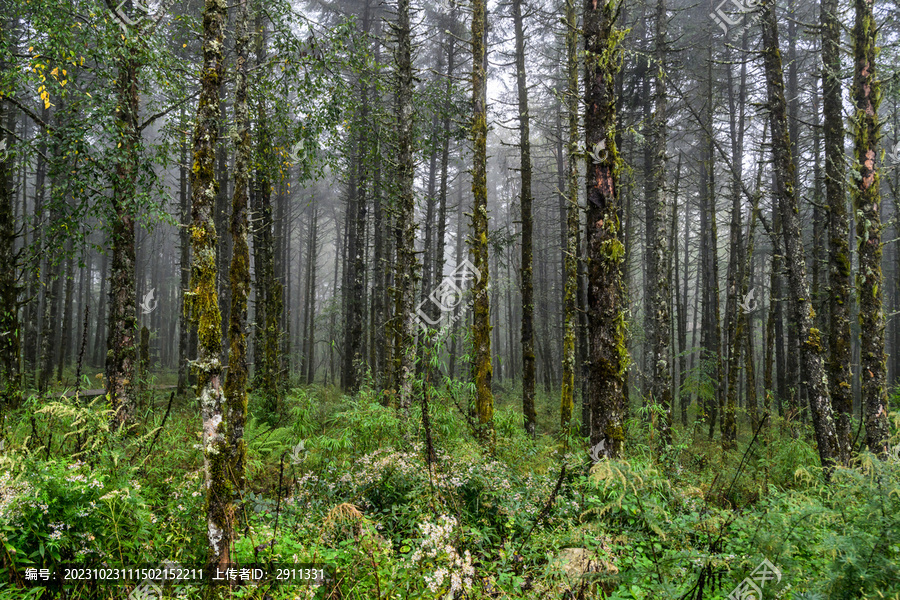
[{"left": 0, "top": 0, "right": 899, "bottom": 597}]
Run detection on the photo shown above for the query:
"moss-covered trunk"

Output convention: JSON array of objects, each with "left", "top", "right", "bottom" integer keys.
[
  {"left": 224, "top": 0, "right": 251, "bottom": 530},
  {"left": 471, "top": 0, "right": 494, "bottom": 442},
  {"left": 583, "top": 0, "right": 626, "bottom": 458},
  {"left": 821, "top": 0, "right": 853, "bottom": 461},
  {"left": 252, "top": 13, "right": 281, "bottom": 415},
  {"left": 187, "top": 0, "right": 231, "bottom": 577},
  {"left": 760, "top": 0, "right": 841, "bottom": 472},
  {"left": 512, "top": 0, "right": 536, "bottom": 438},
  {"left": 106, "top": 46, "right": 140, "bottom": 429},
  {"left": 393, "top": 0, "right": 419, "bottom": 411},
  {"left": 649, "top": 0, "right": 671, "bottom": 447},
  {"left": 852, "top": 0, "right": 890, "bottom": 456}
]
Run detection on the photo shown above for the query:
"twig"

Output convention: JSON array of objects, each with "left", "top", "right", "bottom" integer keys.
[{"left": 516, "top": 465, "right": 567, "bottom": 556}]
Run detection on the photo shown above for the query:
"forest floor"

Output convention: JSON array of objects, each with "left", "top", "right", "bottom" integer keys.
[{"left": 1, "top": 375, "right": 899, "bottom": 599}]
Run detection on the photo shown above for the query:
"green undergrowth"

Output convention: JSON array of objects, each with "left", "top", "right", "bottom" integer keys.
[{"left": 1, "top": 384, "right": 898, "bottom": 599}]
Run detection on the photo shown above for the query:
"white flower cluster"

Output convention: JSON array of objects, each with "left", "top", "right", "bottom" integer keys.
[
  {"left": 407, "top": 515, "right": 474, "bottom": 595},
  {"left": 0, "top": 472, "right": 38, "bottom": 523}
]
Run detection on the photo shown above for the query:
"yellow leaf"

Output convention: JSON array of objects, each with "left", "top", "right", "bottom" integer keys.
[{"left": 51, "top": 67, "right": 58, "bottom": 77}]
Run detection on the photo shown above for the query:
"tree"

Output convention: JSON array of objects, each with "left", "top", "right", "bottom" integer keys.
[
  {"left": 760, "top": 0, "right": 842, "bottom": 471},
  {"left": 583, "top": 0, "right": 627, "bottom": 458},
  {"left": 821, "top": 0, "right": 853, "bottom": 460},
  {"left": 560, "top": 0, "right": 578, "bottom": 439},
  {"left": 512, "top": 0, "right": 536, "bottom": 438},
  {"left": 648, "top": 0, "right": 671, "bottom": 447},
  {"left": 851, "top": 0, "right": 891, "bottom": 457},
  {"left": 392, "top": 0, "right": 419, "bottom": 411},
  {"left": 105, "top": 28, "right": 142, "bottom": 429},
  {"left": 186, "top": 0, "right": 232, "bottom": 575},
  {"left": 471, "top": 0, "right": 494, "bottom": 441},
  {"left": 224, "top": 0, "right": 251, "bottom": 527}
]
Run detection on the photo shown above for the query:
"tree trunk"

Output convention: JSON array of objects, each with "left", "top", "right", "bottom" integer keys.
[
  {"left": 760, "top": 0, "right": 843, "bottom": 470},
  {"left": 851, "top": 0, "right": 890, "bottom": 456},
  {"left": 821, "top": 0, "right": 853, "bottom": 460},
  {"left": 513, "top": 0, "right": 536, "bottom": 437},
  {"left": 187, "top": 0, "right": 230, "bottom": 575},
  {"left": 648, "top": 0, "right": 671, "bottom": 446},
  {"left": 104, "top": 44, "right": 141, "bottom": 428},
  {"left": 177, "top": 107, "right": 191, "bottom": 396},
  {"left": 471, "top": 0, "right": 493, "bottom": 441},
  {"left": 393, "top": 0, "right": 419, "bottom": 412},
  {"left": 0, "top": 98, "right": 18, "bottom": 411},
  {"left": 223, "top": 0, "right": 251, "bottom": 536},
  {"left": 583, "top": 0, "right": 627, "bottom": 457}
]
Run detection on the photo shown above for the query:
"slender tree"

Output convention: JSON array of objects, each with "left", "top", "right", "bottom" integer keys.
[
  {"left": 560, "top": 0, "right": 578, "bottom": 438},
  {"left": 512, "top": 0, "right": 536, "bottom": 437},
  {"left": 471, "top": 0, "right": 494, "bottom": 441},
  {"left": 648, "top": 0, "right": 671, "bottom": 446},
  {"left": 821, "top": 0, "right": 853, "bottom": 460},
  {"left": 224, "top": 0, "right": 251, "bottom": 527},
  {"left": 393, "top": 0, "right": 419, "bottom": 411}
]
